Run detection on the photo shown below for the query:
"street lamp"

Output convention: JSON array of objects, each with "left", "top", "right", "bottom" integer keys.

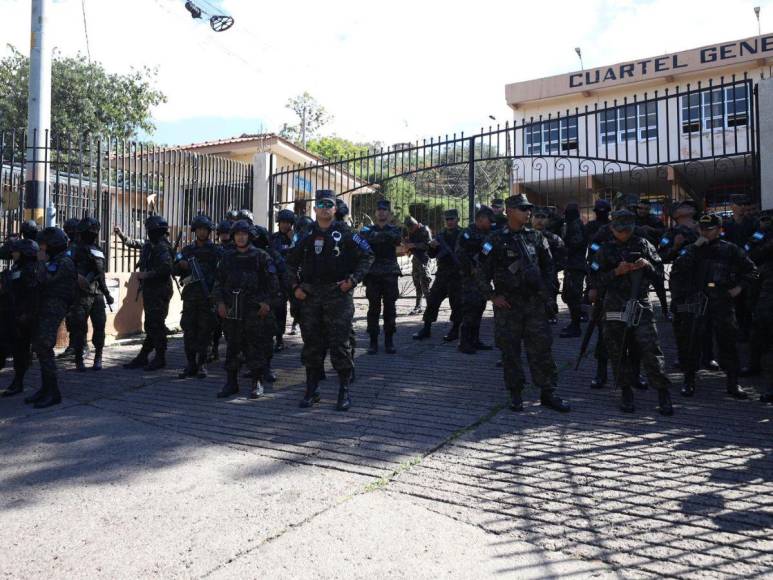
[
  {"left": 755, "top": 6, "right": 761, "bottom": 36},
  {"left": 575, "top": 47, "right": 584, "bottom": 70}
]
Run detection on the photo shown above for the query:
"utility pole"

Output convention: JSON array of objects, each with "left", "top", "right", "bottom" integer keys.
[
  {"left": 301, "top": 105, "right": 307, "bottom": 149},
  {"left": 25, "top": 0, "right": 53, "bottom": 225}
]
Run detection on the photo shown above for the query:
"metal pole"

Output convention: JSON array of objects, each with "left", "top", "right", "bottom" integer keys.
[
  {"left": 468, "top": 136, "right": 476, "bottom": 224},
  {"left": 25, "top": 0, "right": 52, "bottom": 226}
]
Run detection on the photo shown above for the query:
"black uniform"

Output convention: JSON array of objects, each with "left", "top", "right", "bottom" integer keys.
[
  {"left": 360, "top": 222, "right": 402, "bottom": 350},
  {"left": 560, "top": 212, "right": 587, "bottom": 335},
  {"left": 69, "top": 239, "right": 110, "bottom": 370},
  {"left": 270, "top": 229, "right": 294, "bottom": 346},
  {"left": 415, "top": 226, "right": 462, "bottom": 338},
  {"left": 456, "top": 224, "right": 493, "bottom": 353}
]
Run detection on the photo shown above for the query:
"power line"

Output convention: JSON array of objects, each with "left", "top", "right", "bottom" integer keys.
[{"left": 81, "top": 0, "right": 92, "bottom": 61}]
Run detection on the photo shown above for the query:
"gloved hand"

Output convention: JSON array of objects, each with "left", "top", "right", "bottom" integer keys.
[
  {"left": 105, "top": 294, "right": 115, "bottom": 306},
  {"left": 545, "top": 301, "right": 559, "bottom": 318}
]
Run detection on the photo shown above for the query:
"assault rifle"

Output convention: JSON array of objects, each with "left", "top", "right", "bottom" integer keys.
[
  {"left": 435, "top": 230, "right": 462, "bottom": 268},
  {"left": 186, "top": 256, "right": 210, "bottom": 300},
  {"left": 611, "top": 254, "right": 645, "bottom": 390},
  {"left": 575, "top": 290, "right": 605, "bottom": 370}
]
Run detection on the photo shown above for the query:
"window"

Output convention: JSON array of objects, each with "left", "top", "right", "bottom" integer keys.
[
  {"left": 680, "top": 85, "right": 749, "bottom": 133},
  {"left": 599, "top": 102, "right": 659, "bottom": 144},
  {"left": 525, "top": 116, "right": 578, "bottom": 155}
]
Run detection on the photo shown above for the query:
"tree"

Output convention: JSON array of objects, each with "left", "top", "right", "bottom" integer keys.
[
  {"left": 305, "top": 135, "right": 379, "bottom": 161},
  {"left": 0, "top": 46, "right": 166, "bottom": 138},
  {"left": 279, "top": 92, "right": 331, "bottom": 148}
]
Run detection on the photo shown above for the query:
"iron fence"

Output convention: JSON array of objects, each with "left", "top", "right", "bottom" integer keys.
[{"left": 1, "top": 132, "right": 253, "bottom": 272}]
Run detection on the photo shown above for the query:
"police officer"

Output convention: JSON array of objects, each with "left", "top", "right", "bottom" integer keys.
[
  {"left": 585, "top": 199, "right": 611, "bottom": 242},
  {"left": 0, "top": 238, "right": 40, "bottom": 397},
  {"left": 671, "top": 213, "right": 757, "bottom": 399},
  {"left": 270, "top": 209, "right": 296, "bottom": 352},
  {"left": 587, "top": 209, "right": 673, "bottom": 416},
  {"left": 477, "top": 194, "right": 570, "bottom": 413},
  {"left": 559, "top": 202, "right": 587, "bottom": 338},
  {"left": 114, "top": 216, "right": 174, "bottom": 371},
  {"left": 287, "top": 189, "right": 374, "bottom": 410},
  {"left": 402, "top": 216, "right": 432, "bottom": 314},
  {"left": 532, "top": 206, "right": 566, "bottom": 324},
  {"left": 413, "top": 209, "right": 463, "bottom": 342},
  {"left": 25, "top": 227, "right": 77, "bottom": 409},
  {"left": 174, "top": 214, "right": 220, "bottom": 379},
  {"left": 213, "top": 220, "right": 277, "bottom": 399},
  {"left": 722, "top": 194, "right": 758, "bottom": 341},
  {"left": 456, "top": 205, "right": 495, "bottom": 354},
  {"left": 361, "top": 200, "right": 402, "bottom": 355},
  {"left": 225, "top": 209, "right": 239, "bottom": 223},
  {"left": 208, "top": 219, "right": 234, "bottom": 362},
  {"left": 490, "top": 198, "right": 508, "bottom": 230},
  {"left": 58, "top": 217, "right": 82, "bottom": 361},
  {"left": 69, "top": 217, "right": 113, "bottom": 371}
]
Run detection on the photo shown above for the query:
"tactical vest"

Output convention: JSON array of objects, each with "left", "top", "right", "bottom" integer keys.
[{"left": 299, "top": 226, "right": 356, "bottom": 284}]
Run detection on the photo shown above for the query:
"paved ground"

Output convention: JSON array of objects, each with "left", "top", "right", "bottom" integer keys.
[{"left": 0, "top": 297, "right": 770, "bottom": 579}]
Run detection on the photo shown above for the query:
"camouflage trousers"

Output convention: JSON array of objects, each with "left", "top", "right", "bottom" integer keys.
[
  {"left": 603, "top": 314, "right": 671, "bottom": 391},
  {"left": 33, "top": 298, "right": 70, "bottom": 380},
  {"left": 9, "top": 317, "right": 33, "bottom": 378},
  {"left": 674, "top": 298, "right": 739, "bottom": 376},
  {"left": 181, "top": 297, "right": 216, "bottom": 357},
  {"left": 222, "top": 309, "right": 275, "bottom": 374},
  {"left": 140, "top": 288, "right": 172, "bottom": 354},
  {"left": 365, "top": 274, "right": 399, "bottom": 336},
  {"left": 298, "top": 284, "right": 355, "bottom": 373},
  {"left": 67, "top": 294, "right": 107, "bottom": 353},
  {"left": 411, "top": 256, "right": 431, "bottom": 303},
  {"left": 460, "top": 278, "right": 486, "bottom": 328},
  {"left": 494, "top": 295, "right": 557, "bottom": 396},
  {"left": 423, "top": 270, "right": 461, "bottom": 325}
]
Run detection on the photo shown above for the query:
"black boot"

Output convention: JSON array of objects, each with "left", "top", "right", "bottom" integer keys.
[
  {"left": 541, "top": 393, "right": 571, "bottom": 413},
  {"left": 367, "top": 333, "right": 378, "bottom": 355},
  {"left": 458, "top": 326, "right": 477, "bottom": 354},
  {"left": 249, "top": 372, "right": 264, "bottom": 399},
  {"left": 336, "top": 371, "right": 352, "bottom": 411},
  {"left": 92, "top": 347, "right": 103, "bottom": 371},
  {"left": 620, "top": 386, "right": 635, "bottom": 413},
  {"left": 1, "top": 373, "right": 25, "bottom": 397},
  {"left": 413, "top": 322, "right": 431, "bottom": 340},
  {"left": 442, "top": 323, "right": 460, "bottom": 342},
  {"left": 34, "top": 375, "right": 62, "bottom": 409},
  {"left": 319, "top": 367, "right": 327, "bottom": 381},
  {"left": 178, "top": 352, "right": 198, "bottom": 379},
  {"left": 591, "top": 358, "right": 608, "bottom": 389},
  {"left": 658, "top": 389, "right": 674, "bottom": 416},
  {"left": 74, "top": 350, "right": 87, "bottom": 372},
  {"left": 196, "top": 353, "right": 208, "bottom": 379},
  {"left": 726, "top": 373, "right": 748, "bottom": 400},
  {"left": 384, "top": 333, "right": 397, "bottom": 355},
  {"left": 57, "top": 345, "right": 75, "bottom": 360},
  {"left": 473, "top": 326, "right": 492, "bottom": 351},
  {"left": 208, "top": 340, "right": 220, "bottom": 362},
  {"left": 217, "top": 370, "right": 239, "bottom": 398},
  {"left": 123, "top": 349, "right": 150, "bottom": 369},
  {"left": 144, "top": 351, "right": 166, "bottom": 371},
  {"left": 411, "top": 299, "right": 423, "bottom": 314},
  {"left": 299, "top": 368, "right": 321, "bottom": 408},
  {"left": 510, "top": 390, "right": 523, "bottom": 412},
  {"left": 681, "top": 372, "right": 696, "bottom": 397}
]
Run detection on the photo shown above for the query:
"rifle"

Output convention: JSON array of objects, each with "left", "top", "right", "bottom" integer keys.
[
  {"left": 575, "top": 290, "right": 605, "bottom": 370},
  {"left": 513, "top": 233, "right": 544, "bottom": 292},
  {"left": 435, "top": 230, "right": 462, "bottom": 268},
  {"left": 611, "top": 259, "right": 645, "bottom": 390},
  {"left": 135, "top": 230, "right": 183, "bottom": 301},
  {"left": 185, "top": 256, "right": 210, "bottom": 300}
]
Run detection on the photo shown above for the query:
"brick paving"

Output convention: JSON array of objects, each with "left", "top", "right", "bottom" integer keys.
[{"left": 1, "top": 295, "right": 771, "bottom": 578}]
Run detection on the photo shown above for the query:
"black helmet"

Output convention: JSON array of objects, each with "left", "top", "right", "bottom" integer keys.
[
  {"left": 237, "top": 209, "right": 254, "bottom": 224},
  {"left": 191, "top": 214, "right": 213, "bottom": 232},
  {"left": 21, "top": 220, "right": 39, "bottom": 240},
  {"left": 230, "top": 219, "right": 252, "bottom": 235},
  {"left": 38, "top": 226, "right": 69, "bottom": 249},
  {"left": 63, "top": 218, "right": 81, "bottom": 236},
  {"left": 226, "top": 209, "right": 239, "bottom": 221},
  {"left": 277, "top": 209, "right": 296, "bottom": 224},
  {"left": 334, "top": 198, "right": 349, "bottom": 219},
  {"left": 78, "top": 217, "right": 101, "bottom": 234},
  {"left": 15, "top": 238, "right": 40, "bottom": 259},
  {"left": 145, "top": 215, "right": 168, "bottom": 233},
  {"left": 295, "top": 215, "right": 313, "bottom": 234},
  {"left": 216, "top": 219, "right": 231, "bottom": 235},
  {"left": 250, "top": 225, "right": 270, "bottom": 248}
]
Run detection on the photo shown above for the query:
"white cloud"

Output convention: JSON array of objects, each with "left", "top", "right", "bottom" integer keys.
[{"left": 0, "top": 0, "right": 770, "bottom": 144}]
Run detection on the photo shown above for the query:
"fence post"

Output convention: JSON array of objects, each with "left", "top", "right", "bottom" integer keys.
[
  {"left": 758, "top": 78, "right": 773, "bottom": 210},
  {"left": 252, "top": 152, "right": 272, "bottom": 228},
  {"left": 468, "top": 136, "right": 476, "bottom": 224}
]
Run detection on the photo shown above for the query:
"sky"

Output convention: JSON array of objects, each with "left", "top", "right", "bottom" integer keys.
[{"left": 0, "top": 0, "right": 771, "bottom": 146}]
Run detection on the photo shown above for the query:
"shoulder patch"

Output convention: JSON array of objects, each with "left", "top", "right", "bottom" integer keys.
[
  {"left": 47, "top": 262, "right": 58, "bottom": 272},
  {"left": 659, "top": 236, "right": 670, "bottom": 246},
  {"left": 352, "top": 233, "right": 371, "bottom": 251},
  {"left": 590, "top": 242, "right": 600, "bottom": 252},
  {"left": 90, "top": 248, "right": 105, "bottom": 259},
  {"left": 361, "top": 226, "right": 370, "bottom": 233},
  {"left": 679, "top": 248, "right": 688, "bottom": 256},
  {"left": 481, "top": 241, "right": 493, "bottom": 255},
  {"left": 176, "top": 252, "right": 184, "bottom": 260},
  {"left": 463, "top": 231, "right": 470, "bottom": 239},
  {"left": 753, "top": 231, "right": 765, "bottom": 241},
  {"left": 744, "top": 243, "right": 751, "bottom": 251},
  {"left": 590, "top": 261, "right": 600, "bottom": 271}
]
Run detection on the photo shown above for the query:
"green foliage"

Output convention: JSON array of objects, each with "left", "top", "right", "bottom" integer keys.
[
  {"left": 0, "top": 46, "right": 166, "bottom": 137},
  {"left": 279, "top": 92, "right": 331, "bottom": 147},
  {"left": 306, "top": 135, "right": 374, "bottom": 161}
]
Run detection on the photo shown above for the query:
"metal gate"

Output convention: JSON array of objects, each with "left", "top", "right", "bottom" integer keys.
[
  {"left": 270, "top": 74, "right": 759, "bottom": 232},
  {"left": 1, "top": 132, "right": 253, "bottom": 272}
]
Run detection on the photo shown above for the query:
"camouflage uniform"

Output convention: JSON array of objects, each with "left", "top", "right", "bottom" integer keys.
[
  {"left": 456, "top": 222, "right": 493, "bottom": 353},
  {"left": 269, "top": 226, "right": 294, "bottom": 346},
  {"left": 477, "top": 196, "right": 569, "bottom": 412},
  {"left": 560, "top": 209, "right": 587, "bottom": 336},
  {"left": 175, "top": 236, "right": 221, "bottom": 377},
  {"left": 418, "top": 224, "right": 462, "bottom": 337},
  {"left": 360, "top": 220, "right": 402, "bottom": 347},
  {"left": 671, "top": 217, "right": 757, "bottom": 398},
  {"left": 588, "top": 228, "right": 673, "bottom": 414},
  {"left": 405, "top": 222, "right": 432, "bottom": 312}
]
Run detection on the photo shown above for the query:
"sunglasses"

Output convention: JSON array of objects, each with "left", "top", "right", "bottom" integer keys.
[{"left": 315, "top": 200, "right": 335, "bottom": 209}]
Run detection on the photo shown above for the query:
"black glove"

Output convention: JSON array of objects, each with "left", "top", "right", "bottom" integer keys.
[
  {"left": 545, "top": 301, "right": 558, "bottom": 318},
  {"left": 105, "top": 294, "right": 115, "bottom": 306}
]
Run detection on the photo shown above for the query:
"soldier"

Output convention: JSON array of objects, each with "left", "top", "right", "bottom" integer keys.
[
  {"left": 270, "top": 209, "right": 296, "bottom": 352},
  {"left": 587, "top": 209, "right": 673, "bottom": 415},
  {"left": 671, "top": 213, "right": 757, "bottom": 399},
  {"left": 208, "top": 219, "right": 233, "bottom": 362},
  {"left": 402, "top": 216, "right": 432, "bottom": 314},
  {"left": 20, "top": 219, "right": 39, "bottom": 241},
  {"left": 0, "top": 239, "right": 40, "bottom": 397},
  {"left": 225, "top": 209, "right": 239, "bottom": 223},
  {"left": 287, "top": 189, "right": 374, "bottom": 410},
  {"left": 216, "top": 219, "right": 233, "bottom": 246},
  {"left": 69, "top": 217, "right": 113, "bottom": 372},
  {"left": 174, "top": 215, "right": 220, "bottom": 379},
  {"left": 113, "top": 215, "right": 173, "bottom": 371},
  {"left": 585, "top": 199, "right": 612, "bottom": 242},
  {"left": 57, "top": 217, "right": 82, "bottom": 361},
  {"left": 477, "top": 194, "right": 570, "bottom": 413},
  {"left": 722, "top": 194, "right": 758, "bottom": 341},
  {"left": 559, "top": 202, "right": 587, "bottom": 338},
  {"left": 213, "top": 220, "right": 277, "bottom": 399},
  {"left": 413, "top": 209, "right": 463, "bottom": 342},
  {"left": 24, "top": 227, "right": 77, "bottom": 409},
  {"left": 532, "top": 207, "right": 566, "bottom": 324},
  {"left": 490, "top": 198, "right": 508, "bottom": 230},
  {"left": 633, "top": 199, "right": 666, "bottom": 245},
  {"left": 456, "top": 206, "right": 495, "bottom": 354},
  {"left": 360, "top": 199, "right": 402, "bottom": 355}
]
